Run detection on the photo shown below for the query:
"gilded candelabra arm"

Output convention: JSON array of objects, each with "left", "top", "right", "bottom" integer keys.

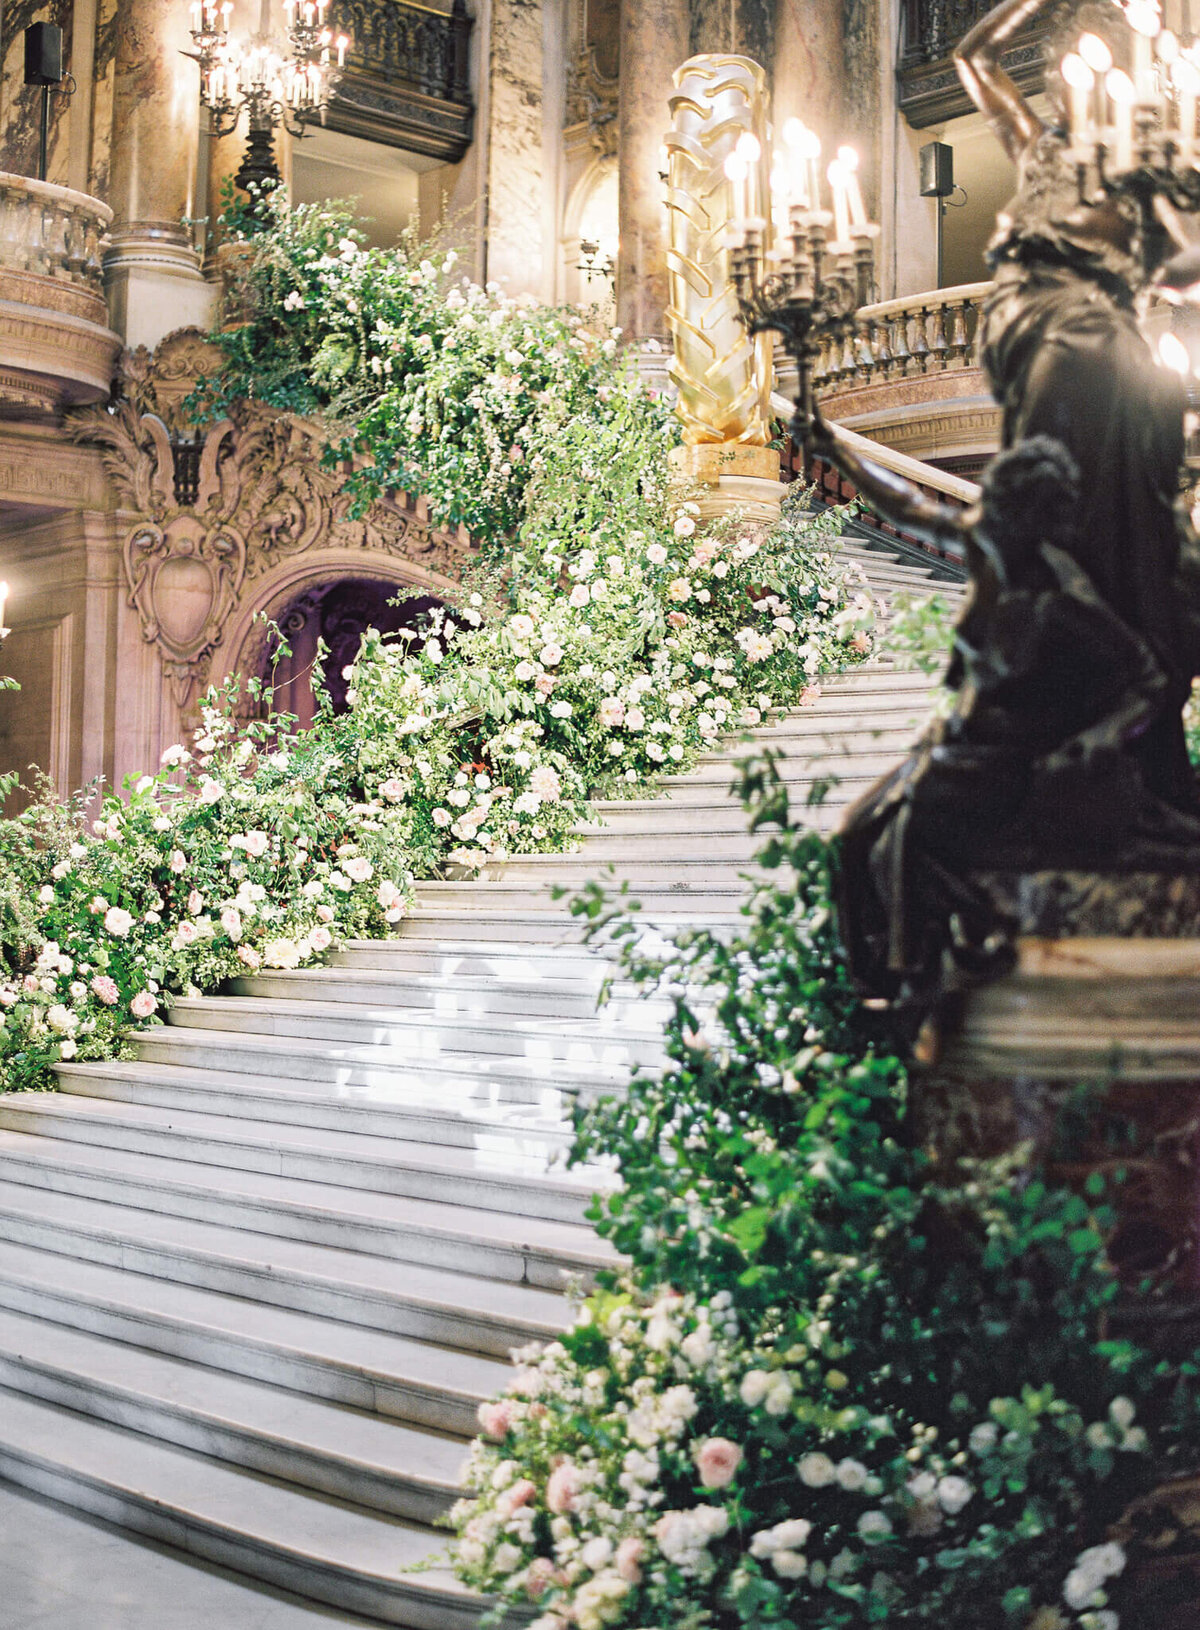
[
  {"left": 807, "top": 411, "right": 972, "bottom": 552},
  {"left": 955, "top": 0, "right": 1062, "bottom": 162}
]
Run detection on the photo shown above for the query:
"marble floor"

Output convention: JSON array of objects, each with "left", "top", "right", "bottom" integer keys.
[{"left": 0, "top": 1481, "right": 387, "bottom": 1630}]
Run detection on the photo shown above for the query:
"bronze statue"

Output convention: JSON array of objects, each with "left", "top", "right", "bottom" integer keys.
[{"left": 808, "top": 0, "right": 1200, "bottom": 1010}]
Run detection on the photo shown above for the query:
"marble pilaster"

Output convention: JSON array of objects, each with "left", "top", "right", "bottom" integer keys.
[
  {"left": 773, "top": 0, "right": 844, "bottom": 157},
  {"left": 688, "top": 0, "right": 773, "bottom": 64},
  {"left": 485, "top": 0, "right": 548, "bottom": 298},
  {"left": 103, "top": 0, "right": 214, "bottom": 348},
  {"left": 615, "top": 0, "right": 688, "bottom": 341}
]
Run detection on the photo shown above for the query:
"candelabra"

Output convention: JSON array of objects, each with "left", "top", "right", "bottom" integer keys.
[
  {"left": 726, "top": 121, "right": 879, "bottom": 457},
  {"left": 1058, "top": 1, "right": 1200, "bottom": 215},
  {"left": 188, "top": 0, "right": 349, "bottom": 189},
  {"left": 577, "top": 237, "right": 616, "bottom": 290}
]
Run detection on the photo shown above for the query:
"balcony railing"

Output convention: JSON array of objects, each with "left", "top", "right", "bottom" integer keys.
[
  {"left": 898, "top": 0, "right": 1048, "bottom": 126},
  {"left": 814, "top": 282, "right": 990, "bottom": 392},
  {"left": 331, "top": 0, "right": 475, "bottom": 161},
  {"left": 0, "top": 174, "right": 118, "bottom": 417},
  {"left": 0, "top": 174, "right": 108, "bottom": 293}
]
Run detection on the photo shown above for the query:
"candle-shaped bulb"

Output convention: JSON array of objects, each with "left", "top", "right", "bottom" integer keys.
[
  {"left": 1106, "top": 66, "right": 1137, "bottom": 168},
  {"left": 735, "top": 130, "right": 762, "bottom": 163},
  {"left": 1078, "top": 32, "right": 1112, "bottom": 73},
  {"left": 1061, "top": 51, "right": 1095, "bottom": 146},
  {"left": 724, "top": 151, "right": 749, "bottom": 183},
  {"left": 827, "top": 158, "right": 852, "bottom": 245},
  {"left": 336, "top": 32, "right": 348, "bottom": 65},
  {"left": 1158, "top": 27, "right": 1180, "bottom": 62},
  {"left": 782, "top": 117, "right": 806, "bottom": 148},
  {"left": 1158, "top": 331, "right": 1191, "bottom": 373},
  {"left": 0, "top": 581, "right": 10, "bottom": 638}
]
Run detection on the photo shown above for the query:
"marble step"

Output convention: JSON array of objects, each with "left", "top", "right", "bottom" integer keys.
[
  {"left": 0, "top": 1307, "right": 466, "bottom": 1523},
  {"left": 0, "top": 1238, "right": 509, "bottom": 1436},
  {"left": 576, "top": 798, "right": 849, "bottom": 834},
  {"left": 413, "top": 880, "right": 753, "bottom": 915},
  {"left": 0, "top": 1184, "right": 571, "bottom": 1356},
  {"left": 57, "top": 1056, "right": 578, "bottom": 1152},
  {"left": 645, "top": 750, "right": 901, "bottom": 790},
  {"left": 718, "top": 718, "right": 922, "bottom": 746},
  {"left": 331, "top": 935, "right": 607, "bottom": 977},
  {"left": 231, "top": 964, "right": 640, "bottom": 1022},
  {"left": 166, "top": 991, "right": 666, "bottom": 1069},
  {"left": 0, "top": 1094, "right": 603, "bottom": 1224},
  {"left": 0, "top": 1389, "right": 489, "bottom": 1628},
  {"left": 0, "top": 1129, "right": 612, "bottom": 1289},
  {"left": 134, "top": 1023, "right": 632, "bottom": 1105}
]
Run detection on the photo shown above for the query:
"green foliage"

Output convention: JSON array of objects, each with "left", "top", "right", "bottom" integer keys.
[
  {"left": 880, "top": 588, "right": 959, "bottom": 678},
  {"left": 450, "top": 766, "right": 1200, "bottom": 1630}
]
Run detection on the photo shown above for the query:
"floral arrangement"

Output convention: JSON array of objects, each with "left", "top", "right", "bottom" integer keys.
[
  {"left": 448, "top": 768, "right": 1200, "bottom": 1628},
  {"left": 0, "top": 192, "right": 875, "bottom": 1089},
  {"left": 0, "top": 678, "right": 411, "bottom": 1091}
]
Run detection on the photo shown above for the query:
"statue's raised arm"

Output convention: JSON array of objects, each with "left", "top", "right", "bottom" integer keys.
[{"left": 954, "top": 0, "right": 1059, "bottom": 161}]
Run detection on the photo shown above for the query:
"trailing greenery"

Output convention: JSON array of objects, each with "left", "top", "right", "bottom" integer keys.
[
  {"left": 449, "top": 765, "right": 1200, "bottom": 1630},
  {"left": 0, "top": 191, "right": 873, "bottom": 1090}
]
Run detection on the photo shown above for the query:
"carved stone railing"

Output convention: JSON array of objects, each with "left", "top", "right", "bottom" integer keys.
[
  {"left": 898, "top": 0, "right": 1049, "bottom": 126},
  {"left": 0, "top": 175, "right": 107, "bottom": 292},
  {"left": 331, "top": 0, "right": 475, "bottom": 161},
  {"left": 0, "top": 175, "right": 119, "bottom": 418},
  {"left": 814, "top": 282, "right": 990, "bottom": 391},
  {"left": 804, "top": 283, "right": 999, "bottom": 472}
]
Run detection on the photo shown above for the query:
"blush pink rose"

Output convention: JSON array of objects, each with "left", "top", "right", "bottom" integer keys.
[
  {"left": 695, "top": 1436, "right": 743, "bottom": 1489},
  {"left": 546, "top": 1461, "right": 582, "bottom": 1514},
  {"left": 616, "top": 1536, "right": 645, "bottom": 1584},
  {"left": 667, "top": 610, "right": 688, "bottom": 629},
  {"left": 497, "top": 1478, "right": 537, "bottom": 1518},
  {"left": 534, "top": 673, "right": 556, "bottom": 697},
  {"left": 90, "top": 975, "right": 120, "bottom": 1006},
  {"left": 477, "top": 1399, "right": 513, "bottom": 1440},
  {"left": 129, "top": 990, "right": 157, "bottom": 1019},
  {"left": 525, "top": 1558, "right": 556, "bottom": 1600}
]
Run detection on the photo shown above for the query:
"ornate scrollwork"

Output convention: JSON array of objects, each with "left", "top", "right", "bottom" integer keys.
[{"left": 70, "top": 364, "right": 474, "bottom": 706}]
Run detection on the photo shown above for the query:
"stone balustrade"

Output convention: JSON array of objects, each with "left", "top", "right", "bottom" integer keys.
[
  {"left": 0, "top": 174, "right": 120, "bottom": 418},
  {"left": 814, "top": 282, "right": 990, "bottom": 391},
  {"left": 812, "top": 282, "right": 1000, "bottom": 473}
]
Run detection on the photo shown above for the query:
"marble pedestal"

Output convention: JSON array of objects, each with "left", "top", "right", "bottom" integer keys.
[
  {"left": 103, "top": 230, "right": 217, "bottom": 352},
  {"left": 668, "top": 442, "right": 783, "bottom": 524},
  {"left": 916, "top": 872, "right": 1200, "bottom": 1617}
]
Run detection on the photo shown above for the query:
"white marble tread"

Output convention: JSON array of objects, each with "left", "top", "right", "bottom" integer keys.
[
  {"left": 0, "top": 1089, "right": 607, "bottom": 1194},
  {"left": 0, "top": 1481, "right": 395, "bottom": 1630},
  {"left": 0, "top": 1183, "right": 574, "bottom": 1349},
  {"left": 0, "top": 1390, "right": 487, "bottom": 1628},
  {"left": 0, "top": 1238, "right": 511, "bottom": 1433},
  {"left": 0, "top": 1306, "right": 467, "bottom": 1517},
  {"left": 0, "top": 1129, "right": 616, "bottom": 1282},
  {"left": 57, "top": 1056, "right": 578, "bottom": 1146}
]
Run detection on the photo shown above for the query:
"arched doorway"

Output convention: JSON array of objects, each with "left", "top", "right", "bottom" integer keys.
[{"left": 259, "top": 577, "right": 442, "bottom": 728}]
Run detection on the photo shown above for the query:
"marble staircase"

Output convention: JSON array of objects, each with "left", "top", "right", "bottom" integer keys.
[{"left": 0, "top": 538, "right": 960, "bottom": 1625}]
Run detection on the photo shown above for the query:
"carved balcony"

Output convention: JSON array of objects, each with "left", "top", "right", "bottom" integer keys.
[
  {"left": 329, "top": 0, "right": 475, "bottom": 162},
  {"left": 812, "top": 282, "right": 999, "bottom": 475},
  {"left": 0, "top": 175, "right": 120, "bottom": 420},
  {"left": 898, "top": 0, "right": 1051, "bottom": 127}
]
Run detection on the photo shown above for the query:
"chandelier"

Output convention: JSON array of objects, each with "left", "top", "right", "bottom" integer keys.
[
  {"left": 187, "top": 0, "right": 349, "bottom": 189},
  {"left": 725, "top": 120, "right": 879, "bottom": 455}
]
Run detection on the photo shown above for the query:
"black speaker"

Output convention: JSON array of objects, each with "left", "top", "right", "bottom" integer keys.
[
  {"left": 919, "top": 140, "right": 954, "bottom": 198},
  {"left": 24, "top": 23, "right": 64, "bottom": 87}
]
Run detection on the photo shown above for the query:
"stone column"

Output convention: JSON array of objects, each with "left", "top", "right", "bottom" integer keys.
[
  {"left": 615, "top": 0, "right": 688, "bottom": 343},
  {"left": 774, "top": 0, "right": 845, "bottom": 156},
  {"left": 104, "top": 0, "right": 216, "bottom": 349}
]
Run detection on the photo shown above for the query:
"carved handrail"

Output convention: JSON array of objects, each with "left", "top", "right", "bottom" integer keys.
[
  {"left": 770, "top": 389, "right": 982, "bottom": 507},
  {"left": 813, "top": 282, "right": 992, "bottom": 392},
  {"left": 0, "top": 174, "right": 111, "bottom": 293}
]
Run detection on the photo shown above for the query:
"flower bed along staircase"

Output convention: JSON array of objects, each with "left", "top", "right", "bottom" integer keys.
[{"left": 0, "top": 538, "right": 962, "bottom": 1625}]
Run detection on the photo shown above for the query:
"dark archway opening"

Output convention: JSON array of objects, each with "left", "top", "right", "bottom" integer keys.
[{"left": 260, "top": 577, "right": 443, "bottom": 729}]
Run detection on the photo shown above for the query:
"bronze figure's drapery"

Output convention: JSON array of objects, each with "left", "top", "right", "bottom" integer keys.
[{"left": 807, "top": 0, "right": 1200, "bottom": 1011}]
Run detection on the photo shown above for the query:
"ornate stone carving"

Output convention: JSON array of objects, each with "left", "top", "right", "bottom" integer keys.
[
  {"left": 115, "top": 326, "right": 225, "bottom": 435},
  {"left": 566, "top": 45, "right": 619, "bottom": 156},
  {"left": 70, "top": 395, "right": 474, "bottom": 704}
]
